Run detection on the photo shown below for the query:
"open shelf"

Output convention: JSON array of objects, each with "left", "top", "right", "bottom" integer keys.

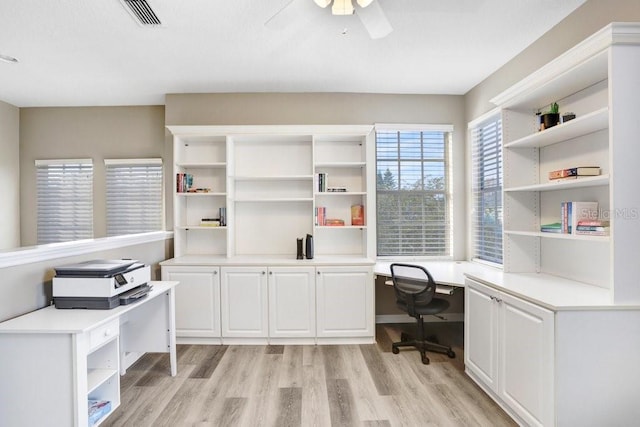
[
  {"left": 505, "top": 174, "right": 609, "bottom": 192},
  {"left": 504, "top": 230, "right": 610, "bottom": 242},
  {"left": 504, "top": 107, "right": 609, "bottom": 149},
  {"left": 87, "top": 369, "right": 118, "bottom": 395}
]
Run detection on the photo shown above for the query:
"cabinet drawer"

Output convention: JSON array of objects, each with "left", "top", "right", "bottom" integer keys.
[{"left": 89, "top": 319, "right": 119, "bottom": 350}]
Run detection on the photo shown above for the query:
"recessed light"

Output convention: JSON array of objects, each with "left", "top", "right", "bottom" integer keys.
[{"left": 0, "top": 54, "right": 19, "bottom": 63}]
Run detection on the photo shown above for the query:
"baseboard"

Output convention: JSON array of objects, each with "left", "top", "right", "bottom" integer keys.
[{"left": 376, "top": 313, "right": 464, "bottom": 324}]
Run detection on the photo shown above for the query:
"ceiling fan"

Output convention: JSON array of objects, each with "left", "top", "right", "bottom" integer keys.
[{"left": 265, "top": 0, "right": 393, "bottom": 40}]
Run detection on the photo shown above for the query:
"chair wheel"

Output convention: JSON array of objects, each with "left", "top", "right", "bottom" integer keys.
[
  {"left": 447, "top": 350, "right": 456, "bottom": 358},
  {"left": 392, "top": 346, "right": 399, "bottom": 354},
  {"left": 421, "top": 355, "right": 430, "bottom": 365}
]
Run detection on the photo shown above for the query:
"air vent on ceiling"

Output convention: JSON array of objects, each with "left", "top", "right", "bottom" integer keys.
[{"left": 121, "top": 0, "right": 161, "bottom": 26}]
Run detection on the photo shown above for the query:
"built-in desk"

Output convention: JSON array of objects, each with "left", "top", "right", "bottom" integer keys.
[{"left": 0, "top": 280, "right": 178, "bottom": 427}]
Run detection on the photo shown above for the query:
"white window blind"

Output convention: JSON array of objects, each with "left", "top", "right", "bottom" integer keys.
[
  {"left": 105, "top": 159, "right": 163, "bottom": 237},
  {"left": 36, "top": 159, "right": 93, "bottom": 244},
  {"left": 376, "top": 128, "right": 452, "bottom": 256},
  {"left": 471, "top": 115, "right": 503, "bottom": 264}
]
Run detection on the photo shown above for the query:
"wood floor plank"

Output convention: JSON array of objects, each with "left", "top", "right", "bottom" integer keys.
[
  {"left": 359, "top": 344, "right": 397, "bottom": 396},
  {"left": 215, "top": 397, "right": 248, "bottom": 427},
  {"left": 326, "top": 378, "right": 358, "bottom": 426},
  {"left": 274, "top": 387, "right": 303, "bottom": 427},
  {"left": 189, "top": 345, "right": 228, "bottom": 379},
  {"left": 223, "top": 345, "right": 265, "bottom": 398},
  {"left": 322, "top": 345, "right": 347, "bottom": 379},
  {"left": 279, "top": 345, "right": 303, "bottom": 388},
  {"left": 301, "top": 363, "right": 331, "bottom": 427},
  {"left": 237, "top": 353, "right": 283, "bottom": 426}
]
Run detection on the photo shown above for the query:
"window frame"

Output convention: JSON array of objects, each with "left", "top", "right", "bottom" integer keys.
[
  {"left": 374, "top": 124, "right": 454, "bottom": 259},
  {"left": 104, "top": 158, "right": 164, "bottom": 237},
  {"left": 469, "top": 110, "right": 503, "bottom": 266},
  {"left": 35, "top": 158, "right": 94, "bottom": 245}
]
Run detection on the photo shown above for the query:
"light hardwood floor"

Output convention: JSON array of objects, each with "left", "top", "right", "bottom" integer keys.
[{"left": 103, "top": 323, "right": 516, "bottom": 427}]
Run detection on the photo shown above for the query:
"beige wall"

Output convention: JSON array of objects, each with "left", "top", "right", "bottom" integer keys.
[
  {"left": 19, "top": 106, "right": 167, "bottom": 246},
  {"left": 0, "top": 100, "right": 20, "bottom": 250},
  {"left": 465, "top": 0, "right": 640, "bottom": 122}
]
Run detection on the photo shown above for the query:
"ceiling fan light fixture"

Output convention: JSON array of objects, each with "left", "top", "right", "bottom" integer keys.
[
  {"left": 332, "top": 0, "right": 354, "bottom": 15},
  {"left": 314, "top": 0, "right": 332, "bottom": 8},
  {"left": 356, "top": 0, "right": 373, "bottom": 7}
]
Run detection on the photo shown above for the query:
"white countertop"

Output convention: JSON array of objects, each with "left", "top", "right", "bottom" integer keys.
[
  {"left": 0, "top": 281, "right": 178, "bottom": 334},
  {"left": 374, "top": 260, "right": 639, "bottom": 311},
  {"left": 161, "top": 255, "right": 375, "bottom": 267}
]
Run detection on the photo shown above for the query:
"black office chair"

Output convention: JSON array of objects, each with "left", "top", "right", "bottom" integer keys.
[{"left": 390, "top": 263, "right": 456, "bottom": 365}]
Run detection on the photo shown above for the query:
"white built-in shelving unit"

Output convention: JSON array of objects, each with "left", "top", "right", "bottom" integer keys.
[
  {"left": 493, "top": 23, "right": 640, "bottom": 303},
  {"left": 163, "top": 125, "right": 376, "bottom": 344}
]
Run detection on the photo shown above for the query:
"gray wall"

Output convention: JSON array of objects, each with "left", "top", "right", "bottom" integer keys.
[{"left": 0, "top": 100, "right": 20, "bottom": 250}]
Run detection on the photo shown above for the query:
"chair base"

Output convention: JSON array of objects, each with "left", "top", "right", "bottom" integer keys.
[{"left": 391, "top": 324, "right": 456, "bottom": 365}]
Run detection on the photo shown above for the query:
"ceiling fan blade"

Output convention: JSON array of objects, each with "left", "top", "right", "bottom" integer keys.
[
  {"left": 265, "top": 0, "right": 316, "bottom": 30},
  {"left": 356, "top": 1, "right": 393, "bottom": 39}
]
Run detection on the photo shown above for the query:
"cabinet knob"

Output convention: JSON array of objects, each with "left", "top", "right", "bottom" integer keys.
[
  {"left": 317, "top": 271, "right": 321, "bottom": 275},
  {"left": 213, "top": 270, "right": 218, "bottom": 275},
  {"left": 269, "top": 271, "right": 273, "bottom": 275},
  {"left": 262, "top": 271, "right": 266, "bottom": 275},
  {"left": 104, "top": 329, "right": 111, "bottom": 337}
]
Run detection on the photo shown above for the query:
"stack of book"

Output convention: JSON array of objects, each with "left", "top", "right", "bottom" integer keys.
[
  {"left": 176, "top": 173, "right": 194, "bottom": 192},
  {"left": 548, "top": 166, "right": 600, "bottom": 181},
  {"left": 316, "top": 173, "right": 327, "bottom": 192},
  {"left": 560, "top": 201, "right": 598, "bottom": 234},
  {"left": 575, "top": 219, "right": 610, "bottom": 236},
  {"left": 540, "top": 222, "right": 562, "bottom": 233},
  {"left": 315, "top": 206, "right": 326, "bottom": 226}
]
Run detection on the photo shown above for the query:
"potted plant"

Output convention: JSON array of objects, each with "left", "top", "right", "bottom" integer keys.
[{"left": 539, "top": 102, "right": 560, "bottom": 131}]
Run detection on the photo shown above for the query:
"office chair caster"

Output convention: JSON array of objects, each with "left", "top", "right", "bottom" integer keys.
[
  {"left": 421, "top": 354, "right": 430, "bottom": 365},
  {"left": 392, "top": 345, "right": 399, "bottom": 354},
  {"left": 447, "top": 349, "right": 456, "bottom": 358}
]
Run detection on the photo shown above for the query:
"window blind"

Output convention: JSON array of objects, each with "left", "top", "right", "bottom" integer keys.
[
  {"left": 105, "top": 159, "right": 163, "bottom": 237},
  {"left": 376, "top": 129, "right": 451, "bottom": 256},
  {"left": 36, "top": 159, "right": 93, "bottom": 244},
  {"left": 471, "top": 115, "right": 503, "bottom": 264}
]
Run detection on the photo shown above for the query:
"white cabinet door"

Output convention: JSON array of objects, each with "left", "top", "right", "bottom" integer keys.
[
  {"left": 268, "top": 266, "right": 316, "bottom": 338},
  {"left": 499, "top": 292, "right": 554, "bottom": 427},
  {"left": 465, "top": 278, "right": 555, "bottom": 427},
  {"left": 220, "top": 266, "right": 268, "bottom": 338},
  {"left": 161, "top": 266, "right": 221, "bottom": 338},
  {"left": 464, "top": 280, "right": 499, "bottom": 391},
  {"left": 316, "top": 266, "right": 373, "bottom": 338}
]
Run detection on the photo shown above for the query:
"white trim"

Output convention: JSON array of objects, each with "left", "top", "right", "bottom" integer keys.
[
  {"left": 376, "top": 313, "right": 464, "bottom": 324},
  {"left": 104, "top": 158, "right": 162, "bottom": 166},
  {"left": 0, "top": 231, "right": 173, "bottom": 269},
  {"left": 35, "top": 158, "right": 92, "bottom": 166},
  {"left": 167, "top": 124, "right": 374, "bottom": 136},
  {"left": 375, "top": 123, "right": 454, "bottom": 132}
]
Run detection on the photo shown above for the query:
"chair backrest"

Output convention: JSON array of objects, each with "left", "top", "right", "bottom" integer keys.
[{"left": 390, "top": 263, "right": 437, "bottom": 314}]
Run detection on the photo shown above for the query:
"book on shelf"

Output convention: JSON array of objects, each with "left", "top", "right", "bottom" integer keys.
[
  {"left": 219, "top": 207, "right": 226, "bottom": 226},
  {"left": 561, "top": 201, "right": 599, "bottom": 234},
  {"left": 89, "top": 400, "right": 111, "bottom": 426},
  {"left": 549, "top": 166, "right": 601, "bottom": 181},
  {"left": 574, "top": 229, "right": 609, "bottom": 236},
  {"left": 577, "top": 219, "right": 609, "bottom": 227},
  {"left": 351, "top": 204, "right": 364, "bottom": 226},
  {"left": 325, "top": 218, "right": 345, "bottom": 226},
  {"left": 200, "top": 218, "right": 220, "bottom": 227},
  {"left": 540, "top": 222, "right": 562, "bottom": 233},
  {"left": 315, "top": 206, "right": 326, "bottom": 226},
  {"left": 176, "top": 173, "right": 194, "bottom": 193},
  {"left": 316, "top": 173, "right": 327, "bottom": 192},
  {"left": 327, "top": 187, "right": 347, "bottom": 192}
]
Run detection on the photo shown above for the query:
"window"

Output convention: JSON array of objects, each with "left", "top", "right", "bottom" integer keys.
[
  {"left": 36, "top": 159, "right": 93, "bottom": 244},
  {"left": 105, "top": 159, "right": 163, "bottom": 237},
  {"left": 471, "top": 114, "right": 503, "bottom": 264},
  {"left": 376, "top": 127, "right": 452, "bottom": 257}
]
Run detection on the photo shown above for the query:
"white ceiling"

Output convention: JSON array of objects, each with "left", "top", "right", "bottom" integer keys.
[{"left": 0, "top": 0, "right": 587, "bottom": 107}]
